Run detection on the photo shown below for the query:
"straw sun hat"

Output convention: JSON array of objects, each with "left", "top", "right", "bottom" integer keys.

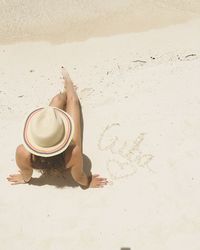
[{"left": 23, "top": 106, "right": 74, "bottom": 157}]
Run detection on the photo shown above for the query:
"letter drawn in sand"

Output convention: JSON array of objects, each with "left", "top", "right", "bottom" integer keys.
[
  {"left": 98, "top": 123, "right": 120, "bottom": 151},
  {"left": 124, "top": 133, "right": 145, "bottom": 160},
  {"left": 107, "top": 159, "right": 137, "bottom": 180},
  {"left": 98, "top": 124, "right": 154, "bottom": 180}
]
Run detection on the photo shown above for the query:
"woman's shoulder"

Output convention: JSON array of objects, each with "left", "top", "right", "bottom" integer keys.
[
  {"left": 16, "top": 144, "right": 32, "bottom": 162},
  {"left": 15, "top": 144, "right": 33, "bottom": 169}
]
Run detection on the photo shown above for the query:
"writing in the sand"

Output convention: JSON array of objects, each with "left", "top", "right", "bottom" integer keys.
[{"left": 98, "top": 123, "right": 153, "bottom": 180}]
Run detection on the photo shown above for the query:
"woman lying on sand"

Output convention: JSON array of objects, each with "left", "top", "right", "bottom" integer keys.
[{"left": 7, "top": 67, "right": 108, "bottom": 189}]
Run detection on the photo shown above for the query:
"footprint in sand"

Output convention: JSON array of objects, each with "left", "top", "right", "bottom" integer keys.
[{"left": 79, "top": 88, "right": 94, "bottom": 101}]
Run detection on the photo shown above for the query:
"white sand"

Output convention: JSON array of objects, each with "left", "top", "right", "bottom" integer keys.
[
  {"left": 1, "top": 0, "right": 200, "bottom": 43},
  {"left": 1, "top": 2, "right": 200, "bottom": 250}
]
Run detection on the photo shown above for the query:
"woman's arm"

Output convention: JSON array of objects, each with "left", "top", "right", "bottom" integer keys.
[
  {"left": 7, "top": 145, "right": 33, "bottom": 185},
  {"left": 69, "top": 145, "right": 91, "bottom": 188},
  {"left": 70, "top": 146, "right": 108, "bottom": 189}
]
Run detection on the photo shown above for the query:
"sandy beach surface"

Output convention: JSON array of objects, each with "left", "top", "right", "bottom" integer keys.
[
  {"left": 1, "top": 0, "right": 200, "bottom": 44},
  {"left": 1, "top": 1, "right": 200, "bottom": 250}
]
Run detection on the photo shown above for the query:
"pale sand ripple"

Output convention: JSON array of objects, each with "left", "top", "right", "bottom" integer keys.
[{"left": 0, "top": 0, "right": 200, "bottom": 44}]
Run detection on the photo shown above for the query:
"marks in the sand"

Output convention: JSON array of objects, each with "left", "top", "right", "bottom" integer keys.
[
  {"left": 79, "top": 88, "right": 94, "bottom": 101},
  {"left": 180, "top": 53, "right": 198, "bottom": 61},
  {"left": 0, "top": 104, "right": 13, "bottom": 115},
  {"left": 127, "top": 59, "right": 147, "bottom": 70},
  {"left": 132, "top": 59, "right": 147, "bottom": 64},
  {"left": 98, "top": 123, "right": 153, "bottom": 180},
  {"left": 128, "top": 51, "right": 199, "bottom": 70},
  {"left": 134, "top": 51, "right": 200, "bottom": 67},
  {"left": 95, "top": 50, "right": 200, "bottom": 92}
]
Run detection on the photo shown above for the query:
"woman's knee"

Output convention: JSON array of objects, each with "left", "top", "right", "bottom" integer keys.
[{"left": 49, "top": 93, "right": 66, "bottom": 109}]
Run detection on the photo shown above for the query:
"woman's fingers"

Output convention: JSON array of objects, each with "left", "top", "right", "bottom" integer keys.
[
  {"left": 10, "top": 179, "right": 18, "bottom": 183},
  {"left": 96, "top": 180, "right": 108, "bottom": 187},
  {"left": 7, "top": 177, "right": 18, "bottom": 182},
  {"left": 8, "top": 175, "right": 19, "bottom": 181},
  {"left": 89, "top": 174, "right": 110, "bottom": 188},
  {"left": 10, "top": 180, "right": 24, "bottom": 185},
  {"left": 7, "top": 177, "right": 19, "bottom": 184},
  {"left": 11, "top": 181, "right": 21, "bottom": 185},
  {"left": 7, "top": 173, "right": 25, "bottom": 185},
  {"left": 9, "top": 174, "right": 21, "bottom": 177},
  {"left": 97, "top": 178, "right": 107, "bottom": 181},
  {"left": 7, "top": 176, "right": 15, "bottom": 181},
  {"left": 95, "top": 177, "right": 108, "bottom": 184},
  {"left": 98, "top": 183, "right": 106, "bottom": 188}
]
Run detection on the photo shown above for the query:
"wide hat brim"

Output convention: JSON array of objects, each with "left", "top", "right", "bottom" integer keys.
[{"left": 22, "top": 107, "right": 74, "bottom": 157}]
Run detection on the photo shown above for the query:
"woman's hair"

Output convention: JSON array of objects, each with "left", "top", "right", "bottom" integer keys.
[{"left": 30, "top": 151, "right": 66, "bottom": 176}]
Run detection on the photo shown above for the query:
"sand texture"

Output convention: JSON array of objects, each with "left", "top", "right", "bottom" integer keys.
[
  {"left": 1, "top": 0, "right": 200, "bottom": 44},
  {"left": 0, "top": 1, "right": 200, "bottom": 250}
]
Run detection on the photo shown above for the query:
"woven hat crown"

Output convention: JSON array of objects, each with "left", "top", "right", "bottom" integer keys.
[
  {"left": 30, "top": 106, "right": 65, "bottom": 147},
  {"left": 23, "top": 106, "right": 74, "bottom": 157}
]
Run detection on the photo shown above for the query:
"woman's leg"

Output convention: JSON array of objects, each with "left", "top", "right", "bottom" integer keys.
[
  {"left": 49, "top": 67, "right": 78, "bottom": 110},
  {"left": 49, "top": 92, "right": 67, "bottom": 110},
  {"left": 49, "top": 67, "right": 83, "bottom": 148},
  {"left": 61, "top": 67, "right": 83, "bottom": 149},
  {"left": 61, "top": 67, "right": 79, "bottom": 103}
]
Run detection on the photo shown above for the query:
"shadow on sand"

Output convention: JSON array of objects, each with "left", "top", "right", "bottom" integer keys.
[{"left": 29, "top": 154, "right": 92, "bottom": 188}]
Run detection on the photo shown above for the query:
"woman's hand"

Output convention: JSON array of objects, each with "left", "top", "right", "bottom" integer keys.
[
  {"left": 7, "top": 170, "right": 29, "bottom": 185},
  {"left": 89, "top": 174, "right": 108, "bottom": 188}
]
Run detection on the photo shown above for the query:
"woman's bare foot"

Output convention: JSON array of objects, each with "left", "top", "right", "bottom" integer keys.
[
  {"left": 61, "top": 66, "right": 71, "bottom": 81},
  {"left": 61, "top": 66, "right": 78, "bottom": 91}
]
